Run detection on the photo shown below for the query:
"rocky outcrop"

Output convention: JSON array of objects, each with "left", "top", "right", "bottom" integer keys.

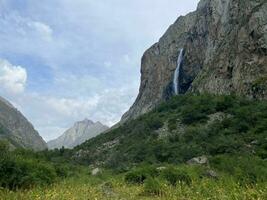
[
  {"left": 122, "top": 0, "right": 267, "bottom": 122},
  {"left": 47, "top": 119, "right": 109, "bottom": 149},
  {"left": 0, "top": 96, "right": 47, "bottom": 151}
]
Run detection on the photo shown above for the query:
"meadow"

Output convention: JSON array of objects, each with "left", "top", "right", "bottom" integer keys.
[{"left": 1, "top": 168, "right": 266, "bottom": 200}]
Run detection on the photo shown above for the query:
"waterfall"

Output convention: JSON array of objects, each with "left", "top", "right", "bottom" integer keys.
[{"left": 173, "top": 48, "right": 184, "bottom": 95}]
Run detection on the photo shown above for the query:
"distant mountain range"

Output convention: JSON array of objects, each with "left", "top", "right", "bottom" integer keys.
[
  {"left": 0, "top": 96, "right": 47, "bottom": 150},
  {"left": 47, "top": 119, "right": 109, "bottom": 149}
]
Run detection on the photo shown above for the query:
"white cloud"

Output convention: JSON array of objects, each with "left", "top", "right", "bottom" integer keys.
[
  {"left": 27, "top": 21, "right": 53, "bottom": 42},
  {"left": 0, "top": 59, "right": 27, "bottom": 94}
]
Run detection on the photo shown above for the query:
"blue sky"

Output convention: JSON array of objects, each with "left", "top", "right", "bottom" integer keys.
[{"left": 0, "top": 0, "right": 199, "bottom": 141}]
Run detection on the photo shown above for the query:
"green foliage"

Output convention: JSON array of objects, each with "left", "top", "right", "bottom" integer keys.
[
  {"left": 162, "top": 167, "right": 192, "bottom": 186},
  {"left": 75, "top": 94, "right": 267, "bottom": 172},
  {"left": 210, "top": 155, "right": 267, "bottom": 185},
  {"left": 0, "top": 152, "right": 56, "bottom": 189},
  {"left": 167, "top": 117, "right": 178, "bottom": 131},
  {"left": 146, "top": 115, "right": 164, "bottom": 130},
  {"left": 143, "top": 177, "right": 164, "bottom": 196},
  {"left": 0, "top": 141, "right": 81, "bottom": 190},
  {"left": 125, "top": 165, "right": 158, "bottom": 184}
]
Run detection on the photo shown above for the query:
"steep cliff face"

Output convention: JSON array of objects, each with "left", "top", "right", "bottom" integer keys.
[
  {"left": 47, "top": 119, "right": 109, "bottom": 149},
  {"left": 0, "top": 96, "right": 47, "bottom": 151},
  {"left": 122, "top": 0, "right": 267, "bottom": 122}
]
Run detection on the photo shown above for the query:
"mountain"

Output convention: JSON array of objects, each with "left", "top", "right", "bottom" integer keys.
[
  {"left": 47, "top": 119, "right": 109, "bottom": 149},
  {"left": 71, "top": 0, "right": 267, "bottom": 169},
  {"left": 122, "top": 0, "right": 267, "bottom": 122},
  {"left": 0, "top": 96, "right": 47, "bottom": 151}
]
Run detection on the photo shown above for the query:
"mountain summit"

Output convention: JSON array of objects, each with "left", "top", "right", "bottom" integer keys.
[{"left": 47, "top": 119, "right": 109, "bottom": 149}]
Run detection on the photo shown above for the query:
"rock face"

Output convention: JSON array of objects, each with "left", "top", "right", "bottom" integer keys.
[
  {"left": 47, "top": 119, "right": 109, "bottom": 149},
  {"left": 0, "top": 96, "right": 47, "bottom": 151},
  {"left": 122, "top": 0, "right": 267, "bottom": 122}
]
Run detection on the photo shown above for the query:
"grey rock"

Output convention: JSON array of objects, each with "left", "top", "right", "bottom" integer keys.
[
  {"left": 91, "top": 168, "right": 101, "bottom": 176},
  {"left": 156, "top": 166, "right": 167, "bottom": 171},
  {"left": 121, "top": 0, "right": 267, "bottom": 122},
  {"left": 48, "top": 119, "right": 109, "bottom": 149},
  {"left": 0, "top": 96, "right": 47, "bottom": 151},
  {"left": 205, "top": 170, "right": 219, "bottom": 179},
  {"left": 187, "top": 156, "right": 208, "bottom": 165}
]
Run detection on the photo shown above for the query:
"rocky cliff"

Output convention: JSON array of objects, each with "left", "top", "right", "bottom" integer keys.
[
  {"left": 0, "top": 96, "right": 47, "bottom": 151},
  {"left": 47, "top": 119, "right": 109, "bottom": 149},
  {"left": 122, "top": 0, "right": 267, "bottom": 122}
]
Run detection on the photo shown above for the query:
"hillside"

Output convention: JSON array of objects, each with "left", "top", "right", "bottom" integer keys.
[
  {"left": 0, "top": 96, "right": 47, "bottom": 151},
  {"left": 48, "top": 119, "right": 109, "bottom": 149},
  {"left": 73, "top": 94, "right": 267, "bottom": 169},
  {"left": 1, "top": 94, "right": 266, "bottom": 199}
]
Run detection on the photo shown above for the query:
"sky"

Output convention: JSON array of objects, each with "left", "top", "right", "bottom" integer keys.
[{"left": 0, "top": 0, "right": 199, "bottom": 141}]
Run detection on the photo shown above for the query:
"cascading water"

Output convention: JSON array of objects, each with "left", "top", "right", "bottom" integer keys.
[{"left": 173, "top": 48, "right": 184, "bottom": 95}]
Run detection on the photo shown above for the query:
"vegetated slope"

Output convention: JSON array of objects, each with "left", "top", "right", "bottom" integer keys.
[
  {"left": 74, "top": 94, "right": 267, "bottom": 169},
  {"left": 48, "top": 119, "right": 108, "bottom": 149},
  {"left": 0, "top": 96, "right": 47, "bottom": 151}
]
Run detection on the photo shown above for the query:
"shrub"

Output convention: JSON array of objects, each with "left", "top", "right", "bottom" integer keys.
[
  {"left": 143, "top": 177, "right": 164, "bottom": 196},
  {"left": 162, "top": 167, "right": 192, "bottom": 186},
  {"left": 146, "top": 115, "right": 164, "bottom": 130},
  {"left": 215, "top": 95, "right": 236, "bottom": 111},
  {"left": 181, "top": 109, "right": 209, "bottom": 125},
  {"left": 168, "top": 117, "right": 178, "bottom": 131},
  {"left": 210, "top": 155, "right": 267, "bottom": 185},
  {"left": 0, "top": 156, "right": 57, "bottom": 190},
  {"left": 125, "top": 166, "right": 158, "bottom": 184}
]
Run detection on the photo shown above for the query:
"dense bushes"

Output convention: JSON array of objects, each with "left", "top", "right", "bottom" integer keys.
[
  {"left": 162, "top": 167, "right": 192, "bottom": 186},
  {"left": 125, "top": 165, "right": 158, "bottom": 184},
  {"left": 74, "top": 94, "right": 267, "bottom": 185},
  {"left": 125, "top": 165, "right": 194, "bottom": 187},
  {"left": 0, "top": 143, "right": 55, "bottom": 190},
  {"left": 210, "top": 155, "right": 267, "bottom": 185},
  {"left": 0, "top": 141, "right": 79, "bottom": 190}
]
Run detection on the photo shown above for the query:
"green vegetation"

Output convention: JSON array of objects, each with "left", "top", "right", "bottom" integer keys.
[
  {"left": 0, "top": 94, "right": 267, "bottom": 199},
  {"left": 0, "top": 141, "right": 79, "bottom": 190},
  {"left": 75, "top": 94, "right": 267, "bottom": 168},
  {"left": 0, "top": 166, "right": 266, "bottom": 199}
]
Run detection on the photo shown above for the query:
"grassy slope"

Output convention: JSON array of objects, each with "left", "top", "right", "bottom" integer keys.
[
  {"left": 1, "top": 94, "right": 267, "bottom": 200},
  {"left": 74, "top": 94, "right": 267, "bottom": 169}
]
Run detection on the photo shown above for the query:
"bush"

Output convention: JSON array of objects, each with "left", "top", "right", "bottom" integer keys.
[
  {"left": 168, "top": 117, "right": 178, "bottom": 131},
  {"left": 162, "top": 167, "right": 192, "bottom": 186},
  {"left": 143, "top": 177, "right": 164, "bottom": 196},
  {"left": 125, "top": 166, "right": 158, "bottom": 184},
  {"left": 0, "top": 155, "right": 57, "bottom": 190},
  {"left": 146, "top": 115, "right": 164, "bottom": 130},
  {"left": 210, "top": 155, "right": 267, "bottom": 185},
  {"left": 181, "top": 109, "right": 209, "bottom": 125}
]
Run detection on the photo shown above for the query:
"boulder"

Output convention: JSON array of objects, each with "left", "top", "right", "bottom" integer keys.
[
  {"left": 187, "top": 156, "right": 208, "bottom": 165},
  {"left": 91, "top": 168, "right": 101, "bottom": 176}
]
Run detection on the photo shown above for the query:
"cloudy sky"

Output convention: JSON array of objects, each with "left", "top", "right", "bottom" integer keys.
[{"left": 0, "top": 0, "right": 199, "bottom": 141}]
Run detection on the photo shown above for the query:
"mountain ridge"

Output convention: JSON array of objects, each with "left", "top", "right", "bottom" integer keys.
[
  {"left": 0, "top": 96, "right": 47, "bottom": 151},
  {"left": 47, "top": 119, "right": 109, "bottom": 149}
]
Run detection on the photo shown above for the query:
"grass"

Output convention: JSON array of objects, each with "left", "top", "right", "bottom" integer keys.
[
  {"left": 0, "top": 169, "right": 266, "bottom": 200},
  {"left": 1, "top": 94, "right": 267, "bottom": 199}
]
